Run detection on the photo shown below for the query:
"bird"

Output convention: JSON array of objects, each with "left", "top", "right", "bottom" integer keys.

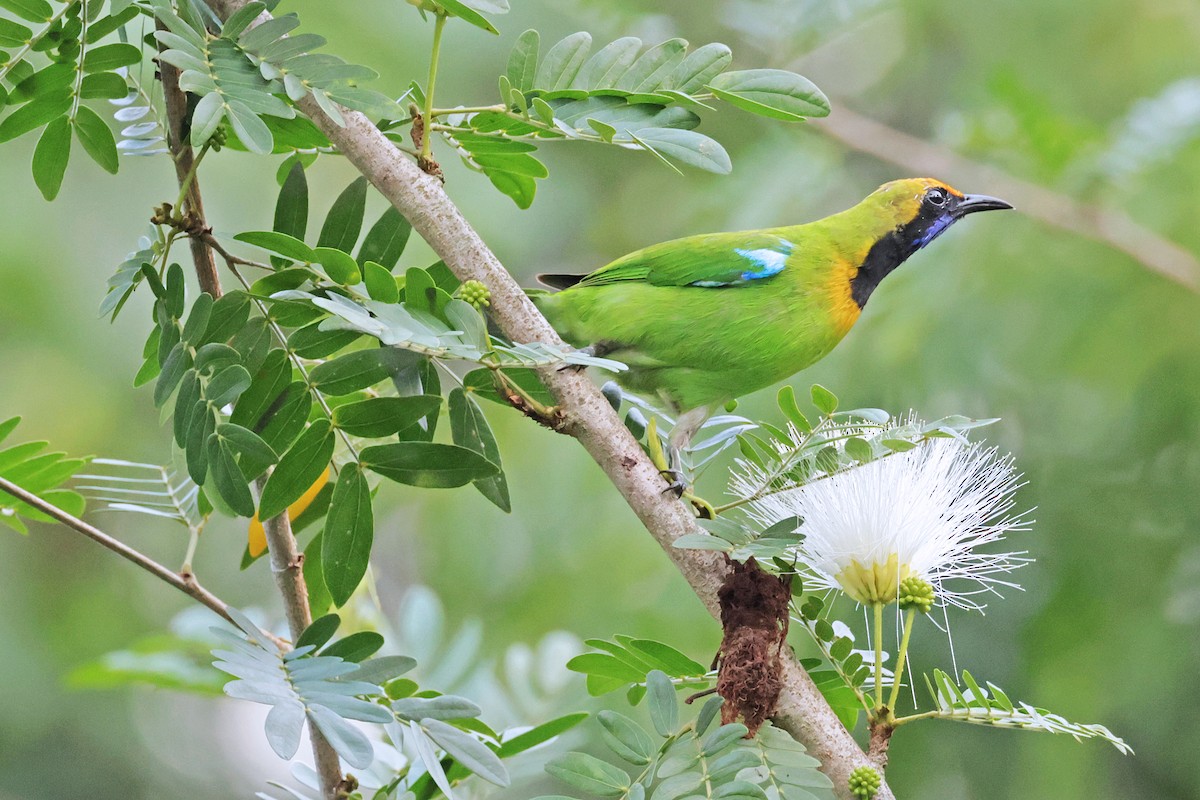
[{"left": 533, "top": 177, "right": 1012, "bottom": 467}]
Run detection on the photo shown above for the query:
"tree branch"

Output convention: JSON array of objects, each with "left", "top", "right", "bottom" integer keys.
[
  {"left": 815, "top": 104, "right": 1200, "bottom": 292},
  {"left": 202, "top": 3, "right": 890, "bottom": 797},
  {"left": 156, "top": 24, "right": 222, "bottom": 298},
  {"left": 156, "top": 36, "right": 344, "bottom": 799},
  {"left": 0, "top": 476, "right": 288, "bottom": 648}
]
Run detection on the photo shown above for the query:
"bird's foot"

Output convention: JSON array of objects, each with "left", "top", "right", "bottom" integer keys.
[
  {"left": 657, "top": 468, "right": 716, "bottom": 519},
  {"left": 659, "top": 467, "right": 686, "bottom": 498}
]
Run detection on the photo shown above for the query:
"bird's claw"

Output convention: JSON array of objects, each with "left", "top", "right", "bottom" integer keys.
[{"left": 659, "top": 468, "right": 686, "bottom": 498}]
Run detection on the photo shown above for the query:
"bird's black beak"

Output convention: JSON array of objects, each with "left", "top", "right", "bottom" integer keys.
[{"left": 955, "top": 193, "right": 1014, "bottom": 217}]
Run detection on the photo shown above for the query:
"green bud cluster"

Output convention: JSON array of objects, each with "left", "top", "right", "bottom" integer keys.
[
  {"left": 458, "top": 280, "right": 491, "bottom": 310},
  {"left": 848, "top": 765, "right": 881, "bottom": 799},
  {"left": 897, "top": 575, "right": 935, "bottom": 614}
]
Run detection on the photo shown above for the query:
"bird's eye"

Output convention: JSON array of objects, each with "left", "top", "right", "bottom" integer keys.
[{"left": 927, "top": 188, "right": 948, "bottom": 207}]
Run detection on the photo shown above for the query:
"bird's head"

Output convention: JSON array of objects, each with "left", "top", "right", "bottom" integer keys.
[
  {"left": 869, "top": 177, "right": 1013, "bottom": 254},
  {"left": 846, "top": 178, "right": 1012, "bottom": 308}
]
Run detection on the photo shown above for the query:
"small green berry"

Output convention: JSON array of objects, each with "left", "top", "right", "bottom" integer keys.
[
  {"left": 897, "top": 575, "right": 935, "bottom": 614},
  {"left": 848, "top": 765, "right": 881, "bottom": 799},
  {"left": 458, "top": 280, "right": 491, "bottom": 310}
]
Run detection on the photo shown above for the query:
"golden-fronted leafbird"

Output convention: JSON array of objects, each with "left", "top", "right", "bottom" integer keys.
[{"left": 533, "top": 178, "right": 1012, "bottom": 453}]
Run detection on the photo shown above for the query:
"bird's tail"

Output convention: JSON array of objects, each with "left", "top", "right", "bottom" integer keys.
[{"left": 536, "top": 273, "right": 586, "bottom": 290}]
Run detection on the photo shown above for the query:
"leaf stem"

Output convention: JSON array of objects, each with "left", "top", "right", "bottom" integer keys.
[
  {"left": 174, "top": 141, "right": 212, "bottom": 213},
  {"left": 420, "top": 12, "right": 448, "bottom": 162},
  {"left": 886, "top": 607, "right": 917, "bottom": 713},
  {"left": 428, "top": 104, "right": 506, "bottom": 117},
  {"left": 872, "top": 602, "right": 884, "bottom": 710}
]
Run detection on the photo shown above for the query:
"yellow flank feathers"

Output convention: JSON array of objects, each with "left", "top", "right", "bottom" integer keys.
[{"left": 247, "top": 464, "right": 331, "bottom": 557}]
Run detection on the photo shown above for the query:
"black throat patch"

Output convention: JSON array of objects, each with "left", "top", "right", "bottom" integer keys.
[{"left": 849, "top": 204, "right": 948, "bottom": 308}]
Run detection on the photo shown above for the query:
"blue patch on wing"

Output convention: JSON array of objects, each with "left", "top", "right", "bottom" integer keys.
[{"left": 734, "top": 239, "right": 794, "bottom": 282}]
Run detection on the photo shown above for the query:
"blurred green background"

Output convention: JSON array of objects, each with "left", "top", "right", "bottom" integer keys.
[{"left": 2, "top": 0, "right": 1198, "bottom": 797}]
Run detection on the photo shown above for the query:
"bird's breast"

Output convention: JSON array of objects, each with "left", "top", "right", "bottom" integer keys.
[{"left": 823, "top": 255, "right": 864, "bottom": 337}]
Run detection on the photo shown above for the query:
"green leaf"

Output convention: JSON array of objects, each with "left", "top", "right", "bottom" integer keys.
[
  {"left": 82, "top": 42, "right": 141, "bottom": 73},
  {"left": 776, "top": 385, "right": 812, "bottom": 434},
  {"left": 423, "top": 718, "right": 510, "bottom": 787},
  {"left": 287, "top": 321, "right": 359, "bottom": 359},
  {"left": 360, "top": 442, "right": 498, "bottom": 488},
  {"left": 495, "top": 712, "right": 588, "bottom": 758},
  {"left": 78, "top": 72, "right": 130, "bottom": 100},
  {"left": 597, "top": 711, "right": 654, "bottom": 764},
  {"left": 181, "top": 293, "right": 214, "bottom": 345},
  {"left": 216, "top": 422, "right": 277, "bottom": 470},
  {"left": 0, "top": 0, "right": 53, "bottom": 23},
  {"left": 702, "top": 722, "right": 749, "bottom": 756},
  {"left": 575, "top": 36, "right": 641, "bottom": 90},
  {"left": 433, "top": 0, "right": 499, "bottom": 34},
  {"left": 392, "top": 694, "right": 481, "bottom": 722},
  {"left": 332, "top": 396, "right": 442, "bottom": 438},
  {"left": 0, "top": 16, "right": 31, "bottom": 46},
  {"left": 205, "top": 364, "right": 253, "bottom": 407},
  {"left": 235, "top": 230, "right": 317, "bottom": 263},
  {"left": 628, "top": 639, "right": 705, "bottom": 676},
  {"left": 707, "top": 69, "right": 830, "bottom": 121},
  {"left": 85, "top": 6, "right": 140, "bottom": 43},
  {"left": 258, "top": 419, "right": 335, "bottom": 520},
  {"left": 296, "top": 613, "right": 341, "bottom": 650},
  {"left": 448, "top": 388, "right": 509, "bottom": 512},
  {"left": 207, "top": 437, "right": 256, "bottom": 516},
  {"left": 221, "top": 1, "right": 266, "bottom": 37},
  {"left": 566, "top": 653, "right": 644, "bottom": 682},
  {"left": 0, "top": 90, "right": 70, "bottom": 143},
  {"left": 273, "top": 161, "right": 308, "bottom": 252},
  {"left": 536, "top": 32, "right": 592, "bottom": 92},
  {"left": 545, "top": 752, "right": 628, "bottom": 797},
  {"left": 189, "top": 91, "right": 224, "bottom": 148},
  {"left": 314, "top": 246, "right": 361, "bottom": 285},
  {"left": 309, "top": 347, "right": 415, "bottom": 396},
  {"left": 616, "top": 38, "right": 687, "bottom": 93},
  {"left": 357, "top": 206, "right": 411, "bottom": 271},
  {"left": 322, "top": 630, "right": 383, "bottom": 663},
  {"left": 317, "top": 176, "right": 367, "bottom": 253},
  {"left": 463, "top": 366, "right": 553, "bottom": 407},
  {"left": 630, "top": 127, "right": 730, "bottom": 174},
  {"left": 645, "top": 670, "right": 677, "bottom": 736},
  {"left": 72, "top": 105, "right": 118, "bottom": 173},
  {"left": 31, "top": 115, "right": 70, "bottom": 201},
  {"left": 810, "top": 384, "right": 838, "bottom": 416},
  {"left": 225, "top": 99, "right": 274, "bottom": 155},
  {"left": 671, "top": 42, "right": 732, "bottom": 94},
  {"left": 364, "top": 261, "right": 399, "bottom": 302},
  {"left": 486, "top": 168, "right": 536, "bottom": 209},
  {"left": 304, "top": 531, "right": 332, "bottom": 614},
  {"left": 321, "top": 463, "right": 374, "bottom": 606},
  {"left": 506, "top": 29, "right": 538, "bottom": 92}
]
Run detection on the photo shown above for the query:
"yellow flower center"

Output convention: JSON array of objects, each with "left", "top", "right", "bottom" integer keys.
[{"left": 834, "top": 553, "right": 913, "bottom": 605}]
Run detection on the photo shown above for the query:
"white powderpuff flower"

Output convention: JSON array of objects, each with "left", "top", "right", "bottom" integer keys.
[{"left": 737, "top": 437, "right": 1032, "bottom": 609}]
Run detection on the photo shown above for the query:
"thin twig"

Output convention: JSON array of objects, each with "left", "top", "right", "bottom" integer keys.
[
  {"left": 816, "top": 104, "right": 1200, "bottom": 292},
  {"left": 0, "top": 477, "right": 287, "bottom": 647},
  {"left": 204, "top": 3, "right": 892, "bottom": 797}
]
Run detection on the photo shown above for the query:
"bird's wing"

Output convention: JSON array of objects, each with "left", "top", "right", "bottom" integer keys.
[{"left": 566, "top": 230, "right": 799, "bottom": 289}]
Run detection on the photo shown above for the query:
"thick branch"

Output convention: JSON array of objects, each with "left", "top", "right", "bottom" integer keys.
[
  {"left": 156, "top": 40, "right": 343, "bottom": 798},
  {"left": 157, "top": 22, "right": 222, "bottom": 297},
  {"left": 816, "top": 104, "right": 1200, "bottom": 292},
  {"left": 0, "top": 476, "right": 288, "bottom": 645},
  {"left": 202, "top": 3, "right": 891, "bottom": 797}
]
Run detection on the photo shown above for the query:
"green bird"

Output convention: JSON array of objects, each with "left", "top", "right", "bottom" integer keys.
[{"left": 533, "top": 177, "right": 1012, "bottom": 460}]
